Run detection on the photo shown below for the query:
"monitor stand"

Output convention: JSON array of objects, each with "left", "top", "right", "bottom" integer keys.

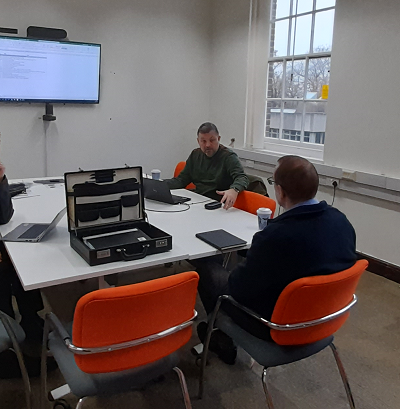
[{"left": 43, "top": 103, "right": 56, "bottom": 121}]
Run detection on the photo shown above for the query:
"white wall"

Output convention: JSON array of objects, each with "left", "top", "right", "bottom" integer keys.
[
  {"left": 325, "top": 0, "right": 400, "bottom": 178},
  {"left": 209, "top": 0, "right": 251, "bottom": 145},
  {"left": 0, "top": 0, "right": 212, "bottom": 179},
  {"left": 211, "top": 0, "right": 400, "bottom": 266}
]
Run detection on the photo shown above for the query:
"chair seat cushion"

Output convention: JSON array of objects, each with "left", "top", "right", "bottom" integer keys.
[
  {"left": 0, "top": 317, "right": 25, "bottom": 351},
  {"left": 216, "top": 313, "right": 333, "bottom": 367},
  {"left": 49, "top": 330, "right": 179, "bottom": 398}
]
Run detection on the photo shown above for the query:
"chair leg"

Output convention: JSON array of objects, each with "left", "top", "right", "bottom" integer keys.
[
  {"left": 222, "top": 253, "right": 231, "bottom": 269},
  {"left": 14, "top": 347, "right": 32, "bottom": 409},
  {"left": 173, "top": 367, "right": 192, "bottom": 409},
  {"left": 198, "top": 296, "right": 225, "bottom": 399},
  {"left": 329, "top": 343, "right": 356, "bottom": 409},
  {"left": 40, "top": 317, "right": 52, "bottom": 409},
  {"left": 0, "top": 314, "right": 32, "bottom": 409},
  {"left": 261, "top": 367, "right": 275, "bottom": 409},
  {"left": 75, "top": 396, "right": 88, "bottom": 409},
  {"left": 198, "top": 321, "right": 216, "bottom": 399}
]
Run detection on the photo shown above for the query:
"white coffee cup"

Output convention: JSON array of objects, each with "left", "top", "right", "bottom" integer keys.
[
  {"left": 257, "top": 207, "right": 272, "bottom": 230},
  {"left": 151, "top": 169, "right": 161, "bottom": 180}
]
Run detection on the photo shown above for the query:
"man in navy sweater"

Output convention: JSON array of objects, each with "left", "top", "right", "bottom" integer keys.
[{"left": 196, "top": 155, "right": 356, "bottom": 363}]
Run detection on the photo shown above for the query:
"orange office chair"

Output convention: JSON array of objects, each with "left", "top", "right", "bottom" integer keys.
[
  {"left": 41, "top": 271, "right": 199, "bottom": 409},
  {"left": 198, "top": 259, "right": 368, "bottom": 409},
  {"left": 233, "top": 190, "right": 276, "bottom": 218},
  {"left": 174, "top": 161, "right": 196, "bottom": 190},
  {"left": 0, "top": 311, "right": 31, "bottom": 409}
]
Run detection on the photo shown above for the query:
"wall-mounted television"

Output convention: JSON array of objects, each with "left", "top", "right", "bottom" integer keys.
[{"left": 0, "top": 36, "right": 101, "bottom": 104}]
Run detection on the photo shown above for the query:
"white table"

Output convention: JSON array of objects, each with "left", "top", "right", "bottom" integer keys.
[
  {"left": 0, "top": 180, "right": 257, "bottom": 291},
  {"left": 145, "top": 190, "right": 256, "bottom": 260}
]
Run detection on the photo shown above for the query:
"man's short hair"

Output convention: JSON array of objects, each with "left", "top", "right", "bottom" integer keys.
[
  {"left": 275, "top": 155, "right": 319, "bottom": 203},
  {"left": 197, "top": 122, "right": 219, "bottom": 136}
]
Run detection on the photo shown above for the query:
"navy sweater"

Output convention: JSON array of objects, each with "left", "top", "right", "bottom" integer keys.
[{"left": 228, "top": 201, "right": 356, "bottom": 321}]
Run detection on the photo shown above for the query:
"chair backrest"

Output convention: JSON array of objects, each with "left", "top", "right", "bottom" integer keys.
[
  {"left": 246, "top": 174, "right": 269, "bottom": 197},
  {"left": 270, "top": 259, "right": 368, "bottom": 345},
  {"left": 72, "top": 271, "right": 199, "bottom": 373},
  {"left": 174, "top": 161, "right": 196, "bottom": 190},
  {"left": 233, "top": 190, "right": 276, "bottom": 217}
]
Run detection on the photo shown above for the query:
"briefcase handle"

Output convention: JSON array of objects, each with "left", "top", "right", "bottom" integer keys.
[{"left": 116, "top": 244, "right": 150, "bottom": 261}]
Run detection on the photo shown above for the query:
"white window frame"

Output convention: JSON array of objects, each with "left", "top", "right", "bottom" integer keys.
[{"left": 244, "top": 0, "right": 334, "bottom": 161}]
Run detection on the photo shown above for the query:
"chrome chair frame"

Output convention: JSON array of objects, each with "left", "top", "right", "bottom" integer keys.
[
  {"left": 41, "top": 310, "right": 197, "bottom": 409},
  {"left": 0, "top": 310, "right": 32, "bottom": 409},
  {"left": 199, "top": 295, "right": 357, "bottom": 409}
]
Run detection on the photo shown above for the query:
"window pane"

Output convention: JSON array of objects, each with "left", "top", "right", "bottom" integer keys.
[
  {"left": 267, "top": 128, "right": 280, "bottom": 138},
  {"left": 275, "top": 0, "right": 291, "bottom": 19},
  {"left": 267, "top": 62, "right": 283, "bottom": 98},
  {"left": 293, "top": 14, "right": 312, "bottom": 55},
  {"left": 296, "top": 0, "right": 313, "bottom": 15},
  {"left": 282, "top": 101, "right": 302, "bottom": 141},
  {"left": 313, "top": 10, "right": 335, "bottom": 52},
  {"left": 282, "top": 129, "right": 301, "bottom": 141},
  {"left": 303, "top": 102, "right": 327, "bottom": 144},
  {"left": 285, "top": 59, "right": 306, "bottom": 98},
  {"left": 316, "top": 0, "right": 335, "bottom": 10},
  {"left": 307, "top": 56, "right": 331, "bottom": 98},
  {"left": 272, "top": 19, "right": 289, "bottom": 57},
  {"left": 266, "top": 101, "right": 282, "bottom": 138}
]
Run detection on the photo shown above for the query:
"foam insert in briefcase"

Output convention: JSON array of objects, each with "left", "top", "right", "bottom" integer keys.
[{"left": 65, "top": 166, "right": 172, "bottom": 266}]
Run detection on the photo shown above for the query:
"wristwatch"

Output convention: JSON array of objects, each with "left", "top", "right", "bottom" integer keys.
[{"left": 233, "top": 187, "right": 240, "bottom": 193}]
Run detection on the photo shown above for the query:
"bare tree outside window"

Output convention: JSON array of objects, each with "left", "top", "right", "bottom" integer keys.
[{"left": 265, "top": 0, "right": 335, "bottom": 148}]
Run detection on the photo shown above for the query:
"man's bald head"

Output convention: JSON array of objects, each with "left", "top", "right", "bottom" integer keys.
[{"left": 274, "top": 155, "right": 319, "bottom": 204}]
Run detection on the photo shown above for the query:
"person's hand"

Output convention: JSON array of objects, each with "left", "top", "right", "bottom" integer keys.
[
  {"left": 0, "top": 162, "right": 5, "bottom": 180},
  {"left": 216, "top": 188, "right": 239, "bottom": 210}
]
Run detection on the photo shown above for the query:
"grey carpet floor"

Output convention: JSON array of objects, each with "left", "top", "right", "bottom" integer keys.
[{"left": 1, "top": 263, "right": 399, "bottom": 409}]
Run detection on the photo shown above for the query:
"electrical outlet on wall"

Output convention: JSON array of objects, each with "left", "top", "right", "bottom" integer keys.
[
  {"left": 245, "top": 160, "right": 255, "bottom": 168},
  {"left": 330, "top": 178, "right": 339, "bottom": 188},
  {"left": 318, "top": 176, "right": 339, "bottom": 187}
]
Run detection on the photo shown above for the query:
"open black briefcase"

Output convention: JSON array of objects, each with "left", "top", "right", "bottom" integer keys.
[{"left": 65, "top": 166, "right": 172, "bottom": 266}]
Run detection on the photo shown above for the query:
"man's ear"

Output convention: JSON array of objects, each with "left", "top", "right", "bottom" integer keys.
[{"left": 275, "top": 184, "right": 286, "bottom": 208}]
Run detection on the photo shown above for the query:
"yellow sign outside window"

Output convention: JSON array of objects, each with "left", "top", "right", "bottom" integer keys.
[{"left": 321, "top": 85, "right": 329, "bottom": 100}]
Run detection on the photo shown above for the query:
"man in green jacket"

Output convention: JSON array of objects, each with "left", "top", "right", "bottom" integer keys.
[{"left": 166, "top": 123, "right": 249, "bottom": 209}]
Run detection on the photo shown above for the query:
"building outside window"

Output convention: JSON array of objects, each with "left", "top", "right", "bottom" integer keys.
[{"left": 265, "top": 0, "right": 335, "bottom": 156}]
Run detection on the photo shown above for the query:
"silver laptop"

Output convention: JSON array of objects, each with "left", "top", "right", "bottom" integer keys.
[
  {"left": 2, "top": 207, "right": 67, "bottom": 242},
  {"left": 143, "top": 179, "right": 190, "bottom": 205}
]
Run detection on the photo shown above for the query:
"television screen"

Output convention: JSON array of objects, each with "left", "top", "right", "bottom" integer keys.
[{"left": 0, "top": 36, "right": 101, "bottom": 103}]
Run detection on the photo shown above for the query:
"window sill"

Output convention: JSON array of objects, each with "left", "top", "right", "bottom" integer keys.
[
  {"left": 233, "top": 147, "right": 400, "bottom": 204},
  {"left": 262, "top": 139, "right": 324, "bottom": 161}
]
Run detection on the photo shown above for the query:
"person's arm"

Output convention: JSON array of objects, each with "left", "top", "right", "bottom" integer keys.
[
  {"left": 228, "top": 228, "right": 283, "bottom": 306},
  {"left": 216, "top": 153, "right": 249, "bottom": 209},
  {"left": 165, "top": 156, "right": 194, "bottom": 190},
  {"left": 226, "top": 154, "right": 249, "bottom": 193},
  {"left": 0, "top": 163, "right": 14, "bottom": 225}
]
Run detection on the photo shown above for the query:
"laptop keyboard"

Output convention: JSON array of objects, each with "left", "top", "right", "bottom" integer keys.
[{"left": 19, "top": 224, "right": 48, "bottom": 239}]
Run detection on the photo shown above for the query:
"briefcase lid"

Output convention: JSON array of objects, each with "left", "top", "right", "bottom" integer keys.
[{"left": 64, "top": 166, "right": 145, "bottom": 233}]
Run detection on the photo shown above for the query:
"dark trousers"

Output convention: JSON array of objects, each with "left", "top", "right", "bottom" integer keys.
[
  {"left": 0, "top": 242, "right": 43, "bottom": 320},
  {"left": 191, "top": 257, "right": 272, "bottom": 341}
]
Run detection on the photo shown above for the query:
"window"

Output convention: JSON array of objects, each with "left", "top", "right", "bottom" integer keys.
[
  {"left": 268, "top": 127, "right": 280, "bottom": 138},
  {"left": 264, "top": 0, "right": 335, "bottom": 156}
]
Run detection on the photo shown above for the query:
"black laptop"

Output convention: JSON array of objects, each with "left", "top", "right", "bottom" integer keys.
[
  {"left": 143, "top": 179, "right": 190, "bottom": 205},
  {"left": 195, "top": 229, "right": 247, "bottom": 251}
]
